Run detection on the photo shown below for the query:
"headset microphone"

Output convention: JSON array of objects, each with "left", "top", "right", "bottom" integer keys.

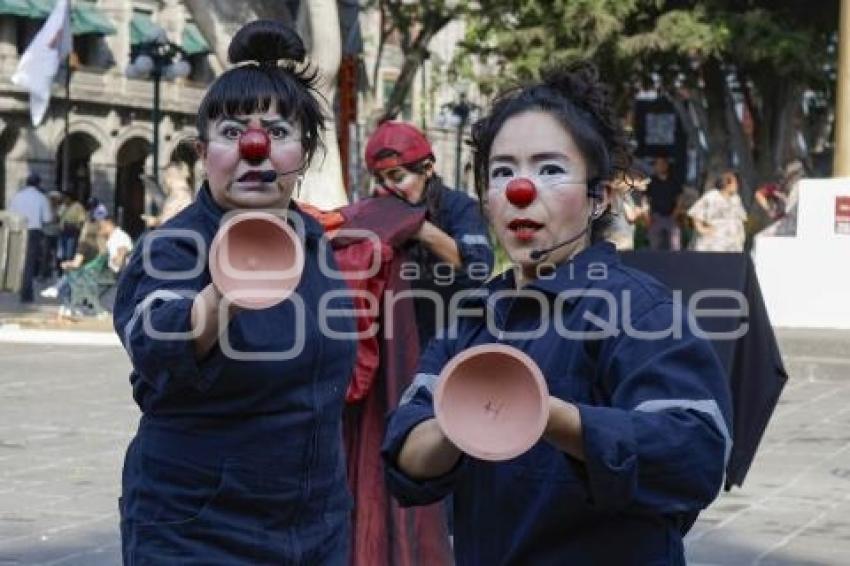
[
  {"left": 528, "top": 198, "right": 604, "bottom": 261},
  {"left": 258, "top": 165, "right": 307, "bottom": 183},
  {"left": 528, "top": 227, "right": 590, "bottom": 261}
]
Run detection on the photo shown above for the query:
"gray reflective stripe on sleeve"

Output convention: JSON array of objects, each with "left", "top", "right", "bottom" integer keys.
[
  {"left": 634, "top": 399, "right": 732, "bottom": 466},
  {"left": 122, "top": 290, "right": 191, "bottom": 360},
  {"left": 399, "top": 373, "right": 439, "bottom": 406},
  {"left": 460, "top": 234, "right": 489, "bottom": 246}
]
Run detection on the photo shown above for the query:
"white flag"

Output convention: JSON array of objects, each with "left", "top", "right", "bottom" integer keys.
[{"left": 12, "top": 0, "right": 72, "bottom": 126}]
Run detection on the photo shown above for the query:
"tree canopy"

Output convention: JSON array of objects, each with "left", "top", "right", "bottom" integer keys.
[
  {"left": 369, "top": 0, "right": 839, "bottom": 197},
  {"left": 455, "top": 0, "right": 839, "bottom": 194}
]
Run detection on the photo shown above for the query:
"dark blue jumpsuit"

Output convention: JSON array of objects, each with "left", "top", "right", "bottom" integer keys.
[
  {"left": 383, "top": 242, "right": 733, "bottom": 565},
  {"left": 114, "top": 185, "right": 357, "bottom": 565},
  {"left": 404, "top": 183, "right": 494, "bottom": 349}
]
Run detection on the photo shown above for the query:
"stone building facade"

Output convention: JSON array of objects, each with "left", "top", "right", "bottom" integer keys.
[{"left": 0, "top": 0, "right": 298, "bottom": 238}]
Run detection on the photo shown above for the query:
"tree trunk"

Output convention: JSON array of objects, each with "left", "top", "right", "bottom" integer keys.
[
  {"left": 776, "top": 86, "right": 805, "bottom": 169},
  {"left": 701, "top": 58, "right": 732, "bottom": 189},
  {"left": 381, "top": 45, "right": 428, "bottom": 120},
  {"left": 750, "top": 73, "right": 801, "bottom": 183},
  {"left": 723, "top": 80, "right": 757, "bottom": 207},
  {"left": 372, "top": 4, "right": 391, "bottom": 96},
  {"left": 666, "top": 90, "right": 704, "bottom": 185},
  {"left": 687, "top": 90, "right": 713, "bottom": 190},
  {"left": 299, "top": 0, "right": 349, "bottom": 209},
  {"left": 379, "top": 14, "right": 451, "bottom": 121}
]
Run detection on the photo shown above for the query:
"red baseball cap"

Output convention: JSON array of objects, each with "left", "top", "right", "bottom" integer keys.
[{"left": 365, "top": 121, "right": 434, "bottom": 172}]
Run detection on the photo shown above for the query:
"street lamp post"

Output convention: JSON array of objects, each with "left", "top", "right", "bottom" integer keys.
[
  {"left": 442, "top": 93, "right": 480, "bottom": 190},
  {"left": 125, "top": 29, "right": 191, "bottom": 188}
]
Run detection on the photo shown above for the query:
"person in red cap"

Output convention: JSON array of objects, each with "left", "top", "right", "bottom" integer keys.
[{"left": 365, "top": 120, "right": 494, "bottom": 349}]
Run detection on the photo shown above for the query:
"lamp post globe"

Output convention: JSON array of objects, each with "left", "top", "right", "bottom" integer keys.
[{"left": 133, "top": 54, "right": 154, "bottom": 76}]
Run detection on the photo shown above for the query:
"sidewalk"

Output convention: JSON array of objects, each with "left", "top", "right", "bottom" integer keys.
[
  {"left": 686, "top": 328, "right": 850, "bottom": 565},
  {"left": 0, "top": 283, "right": 113, "bottom": 333}
]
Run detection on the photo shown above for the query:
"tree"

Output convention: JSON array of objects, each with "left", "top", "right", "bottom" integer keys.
[
  {"left": 722, "top": 2, "right": 837, "bottom": 180},
  {"left": 458, "top": 0, "right": 653, "bottom": 96},
  {"left": 368, "top": 0, "right": 473, "bottom": 121},
  {"left": 622, "top": 1, "right": 837, "bottom": 193},
  {"left": 458, "top": 0, "right": 839, "bottom": 202}
]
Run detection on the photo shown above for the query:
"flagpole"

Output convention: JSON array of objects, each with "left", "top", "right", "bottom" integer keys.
[
  {"left": 61, "top": 51, "right": 71, "bottom": 195},
  {"left": 61, "top": 0, "right": 71, "bottom": 195}
]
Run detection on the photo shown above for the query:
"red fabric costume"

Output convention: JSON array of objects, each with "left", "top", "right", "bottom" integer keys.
[{"left": 303, "top": 196, "right": 453, "bottom": 566}]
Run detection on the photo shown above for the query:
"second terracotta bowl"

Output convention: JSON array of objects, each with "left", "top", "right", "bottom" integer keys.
[{"left": 434, "top": 343, "right": 550, "bottom": 461}]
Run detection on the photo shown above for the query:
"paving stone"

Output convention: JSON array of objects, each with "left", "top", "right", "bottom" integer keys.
[{"left": 1, "top": 330, "right": 849, "bottom": 564}]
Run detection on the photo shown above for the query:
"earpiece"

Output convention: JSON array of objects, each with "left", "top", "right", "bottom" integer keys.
[
  {"left": 295, "top": 174, "right": 305, "bottom": 199},
  {"left": 590, "top": 200, "right": 605, "bottom": 219},
  {"left": 587, "top": 176, "right": 605, "bottom": 220}
]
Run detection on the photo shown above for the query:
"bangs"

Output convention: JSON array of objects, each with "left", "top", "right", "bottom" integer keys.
[{"left": 200, "top": 67, "right": 297, "bottom": 124}]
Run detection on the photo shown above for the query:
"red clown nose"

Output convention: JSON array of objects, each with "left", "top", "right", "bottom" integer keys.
[
  {"left": 239, "top": 128, "right": 271, "bottom": 164},
  {"left": 505, "top": 178, "right": 537, "bottom": 208}
]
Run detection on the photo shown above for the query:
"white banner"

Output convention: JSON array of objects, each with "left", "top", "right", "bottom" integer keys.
[{"left": 11, "top": 0, "right": 72, "bottom": 126}]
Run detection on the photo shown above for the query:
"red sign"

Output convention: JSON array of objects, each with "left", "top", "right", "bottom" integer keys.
[{"left": 837, "top": 196, "right": 850, "bottom": 235}]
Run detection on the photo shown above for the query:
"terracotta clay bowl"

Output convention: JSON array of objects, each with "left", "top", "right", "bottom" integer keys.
[
  {"left": 209, "top": 212, "right": 304, "bottom": 310},
  {"left": 434, "top": 343, "right": 549, "bottom": 461}
]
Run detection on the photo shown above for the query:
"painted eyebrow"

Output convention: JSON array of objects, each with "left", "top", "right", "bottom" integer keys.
[
  {"left": 490, "top": 152, "right": 571, "bottom": 163},
  {"left": 220, "top": 117, "right": 292, "bottom": 127},
  {"left": 261, "top": 119, "right": 292, "bottom": 127}
]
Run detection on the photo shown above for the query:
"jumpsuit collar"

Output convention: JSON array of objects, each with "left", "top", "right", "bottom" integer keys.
[
  {"left": 196, "top": 183, "right": 325, "bottom": 244},
  {"left": 471, "top": 241, "right": 621, "bottom": 308}
]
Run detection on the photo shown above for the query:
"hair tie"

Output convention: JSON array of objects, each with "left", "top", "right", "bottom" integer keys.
[{"left": 230, "top": 59, "right": 295, "bottom": 70}]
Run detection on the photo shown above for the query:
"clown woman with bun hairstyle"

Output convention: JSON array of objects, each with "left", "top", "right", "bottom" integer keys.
[
  {"left": 383, "top": 62, "right": 733, "bottom": 565},
  {"left": 114, "top": 21, "right": 356, "bottom": 563}
]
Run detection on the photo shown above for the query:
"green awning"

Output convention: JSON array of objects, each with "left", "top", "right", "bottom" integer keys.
[
  {"left": 2, "top": 1, "right": 116, "bottom": 36},
  {"left": 23, "top": 0, "right": 50, "bottom": 17},
  {"left": 71, "top": 3, "right": 116, "bottom": 36},
  {"left": 0, "top": 0, "right": 33, "bottom": 17},
  {"left": 130, "top": 12, "right": 160, "bottom": 45},
  {"left": 181, "top": 22, "right": 210, "bottom": 56}
]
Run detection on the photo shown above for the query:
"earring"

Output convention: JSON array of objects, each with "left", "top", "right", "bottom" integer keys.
[
  {"left": 590, "top": 201, "right": 604, "bottom": 219},
  {"left": 295, "top": 175, "right": 304, "bottom": 199}
]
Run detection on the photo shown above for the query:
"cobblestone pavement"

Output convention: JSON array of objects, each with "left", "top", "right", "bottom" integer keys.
[
  {"left": 0, "top": 329, "right": 848, "bottom": 564},
  {"left": 685, "top": 329, "right": 850, "bottom": 566},
  {"left": 0, "top": 342, "right": 134, "bottom": 565}
]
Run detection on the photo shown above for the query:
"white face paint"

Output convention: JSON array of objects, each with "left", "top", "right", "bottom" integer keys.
[
  {"left": 199, "top": 108, "right": 305, "bottom": 211},
  {"left": 372, "top": 163, "right": 433, "bottom": 204},
  {"left": 486, "top": 110, "right": 607, "bottom": 276}
]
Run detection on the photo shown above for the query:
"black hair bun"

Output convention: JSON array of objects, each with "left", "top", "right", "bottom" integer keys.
[
  {"left": 541, "top": 62, "right": 604, "bottom": 105},
  {"left": 541, "top": 62, "right": 614, "bottom": 139},
  {"left": 228, "top": 20, "right": 306, "bottom": 65},
  {"left": 542, "top": 61, "right": 632, "bottom": 177}
]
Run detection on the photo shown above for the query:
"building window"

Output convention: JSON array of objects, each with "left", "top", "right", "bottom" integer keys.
[
  {"left": 183, "top": 20, "right": 213, "bottom": 85},
  {"left": 15, "top": 18, "right": 39, "bottom": 56},
  {"left": 187, "top": 54, "right": 213, "bottom": 85},
  {"left": 72, "top": 35, "right": 111, "bottom": 69}
]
